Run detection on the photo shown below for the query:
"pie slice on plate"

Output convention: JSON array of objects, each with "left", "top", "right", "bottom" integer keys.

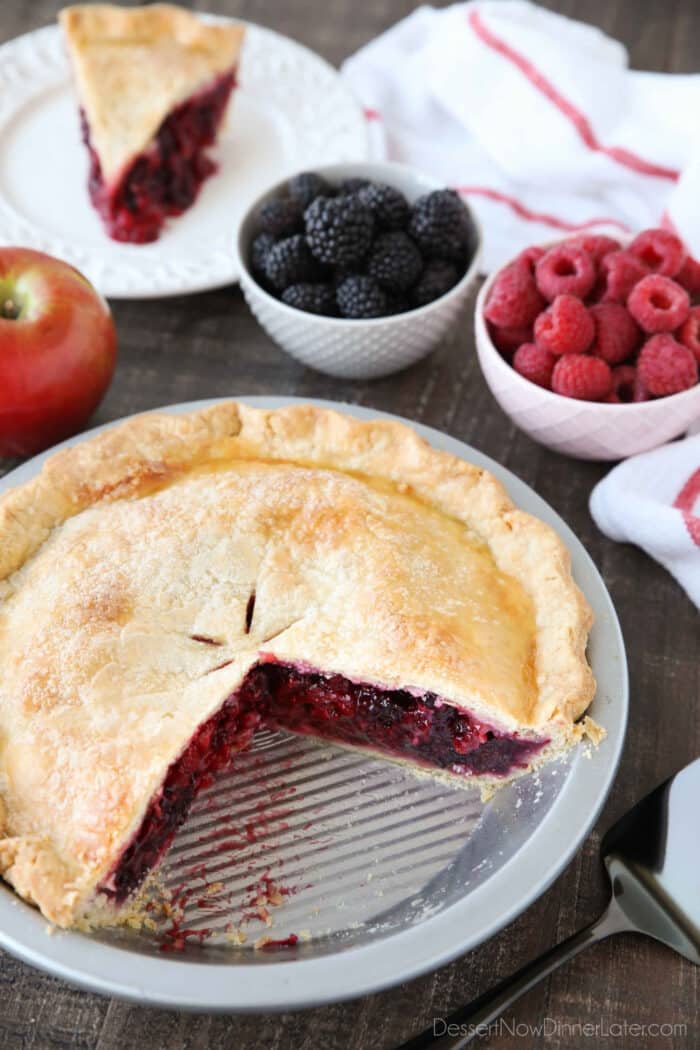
[
  {"left": 0, "top": 403, "right": 599, "bottom": 928},
  {"left": 59, "top": 4, "right": 245, "bottom": 243}
]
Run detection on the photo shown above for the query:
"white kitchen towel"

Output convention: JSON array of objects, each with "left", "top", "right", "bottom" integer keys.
[
  {"left": 342, "top": 2, "right": 700, "bottom": 272},
  {"left": 590, "top": 436, "right": 700, "bottom": 608}
]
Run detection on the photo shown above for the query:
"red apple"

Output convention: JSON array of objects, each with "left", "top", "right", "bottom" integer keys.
[{"left": 0, "top": 247, "right": 116, "bottom": 457}]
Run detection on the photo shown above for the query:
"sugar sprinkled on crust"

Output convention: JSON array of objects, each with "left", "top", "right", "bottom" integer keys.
[{"left": 0, "top": 402, "right": 598, "bottom": 929}]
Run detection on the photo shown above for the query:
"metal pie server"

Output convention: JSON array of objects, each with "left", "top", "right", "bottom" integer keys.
[{"left": 398, "top": 757, "right": 700, "bottom": 1049}]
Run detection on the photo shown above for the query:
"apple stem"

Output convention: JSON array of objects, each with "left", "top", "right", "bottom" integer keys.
[{"left": 1, "top": 298, "right": 20, "bottom": 320}]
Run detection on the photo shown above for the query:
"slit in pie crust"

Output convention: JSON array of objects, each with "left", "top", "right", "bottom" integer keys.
[
  {"left": 60, "top": 4, "right": 245, "bottom": 243},
  {"left": 0, "top": 403, "right": 599, "bottom": 928}
]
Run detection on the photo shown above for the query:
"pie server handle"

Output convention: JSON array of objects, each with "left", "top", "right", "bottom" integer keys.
[{"left": 395, "top": 898, "right": 629, "bottom": 1049}]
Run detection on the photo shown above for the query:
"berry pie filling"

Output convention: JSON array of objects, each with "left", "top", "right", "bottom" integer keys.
[
  {"left": 81, "top": 70, "right": 236, "bottom": 244},
  {"left": 99, "top": 662, "right": 548, "bottom": 904},
  {"left": 99, "top": 697, "right": 262, "bottom": 903}
]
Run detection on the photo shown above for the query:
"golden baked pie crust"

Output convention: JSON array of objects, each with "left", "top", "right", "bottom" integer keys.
[
  {"left": 60, "top": 4, "right": 245, "bottom": 182},
  {"left": 0, "top": 403, "right": 596, "bottom": 927}
]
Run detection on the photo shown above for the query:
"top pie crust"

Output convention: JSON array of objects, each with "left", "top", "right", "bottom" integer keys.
[
  {"left": 0, "top": 403, "right": 595, "bottom": 926},
  {"left": 60, "top": 4, "right": 245, "bottom": 182}
]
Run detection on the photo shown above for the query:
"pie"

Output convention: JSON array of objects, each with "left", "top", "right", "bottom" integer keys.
[
  {"left": 59, "top": 4, "right": 245, "bottom": 243},
  {"left": 0, "top": 403, "right": 598, "bottom": 929}
]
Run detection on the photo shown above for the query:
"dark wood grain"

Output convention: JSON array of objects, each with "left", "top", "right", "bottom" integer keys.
[{"left": 1, "top": 2, "right": 698, "bottom": 1048}]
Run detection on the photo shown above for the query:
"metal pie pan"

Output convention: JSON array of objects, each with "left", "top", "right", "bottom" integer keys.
[{"left": 0, "top": 397, "right": 628, "bottom": 1011}]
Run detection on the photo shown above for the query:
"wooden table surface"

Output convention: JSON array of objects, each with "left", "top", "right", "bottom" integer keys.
[{"left": 1, "top": 1, "right": 698, "bottom": 1047}]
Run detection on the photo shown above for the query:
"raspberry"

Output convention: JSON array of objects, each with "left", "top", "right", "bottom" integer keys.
[
  {"left": 535, "top": 245, "right": 596, "bottom": 301},
  {"left": 599, "top": 250, "right": 649, "bottom": 303},
  {"left": 412, "top": 259, "right": 459, "bottom": 307},
  {"left": 604, "top": 365, "right": 649, "bottom": 403},
  {"left": 336, "top": 275, "right": 388, "bottom": 318},
  {"left": 637, "top": 334, "right": 698, "bottom": 396},
  {"left": 305, "top": 195, "right": 374, "bottom": 268},
  {"left": 589, "top": 302, "right": 640, "bottom": 364},
  {"left": 357, "top": 183, "right": 410, "bottom": 231},
  {"left": 518, "top": 245, "right": 545, "bottom": 271},
  {"left": 488, "top": 322, "right": 533, "bottom": 355},
  {"left": 678, "top": 305, "right": 700, "bottom": 364},
  {"left": 408, "top": 190, "right": 475, "bottom": 262},
  {"left": 534, "top": 294, "right": 594, "bottom": 355},
  {"left": 281, "top": 282, "right": 337, "bottom": 316},
  {"left": 263, "top": 235, "right": 321, "bottom": 291},
  {"left": 564, "top": 234, "right": 621, "bottom": 263},
  {"left": 627, "top": 274, "right": 690, "bottom": 333},
  {"left": 484, "top": 258, "right": 545, "bottom": 328},
  {"left": 628, "top": 228, "right": 686, "bottom": 278},
  {"left": 257, "top": 197, "right": 304, "bottom": 238},
  {"left": 512, "top": 343, "right": 556, "bottom": 389},
  {"left": 287, "top": 171, "right": 333, "bottom": 209},
  {"left": 552, "top": 354, "right": 612, "bottom": 400},
  {"left": 367, "top": 232, "right": 422, "bottom": 293},
  {"left": 676, "top": 253, "right": 700, "bottom": 296}
]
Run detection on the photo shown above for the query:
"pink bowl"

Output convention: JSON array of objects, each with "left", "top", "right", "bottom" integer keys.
[{"left": 474, "top": 245, "right": 700, "bottom": 461}]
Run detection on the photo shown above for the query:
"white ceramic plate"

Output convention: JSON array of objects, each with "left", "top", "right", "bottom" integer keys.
[
  {"left": 0, "top": 21, "right": 369, "bottom": 299},
  {"left": 0, "top": 397, "right": 627, "bottom": 1011}
]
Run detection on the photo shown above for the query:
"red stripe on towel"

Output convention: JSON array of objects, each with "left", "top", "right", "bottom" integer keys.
[
  {"left": 673, "top": 467, "right": 700, "bottom": 547},
  {"left": 455, "top": 184, "right": 630, "bottom": 233},
  {"left": 467, "top": 9, "right": 679, "bottom": 183}
]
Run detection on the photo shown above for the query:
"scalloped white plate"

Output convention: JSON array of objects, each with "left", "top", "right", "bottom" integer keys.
[{"left": 0, "top": 20, "right": 369, "bottom": 299}]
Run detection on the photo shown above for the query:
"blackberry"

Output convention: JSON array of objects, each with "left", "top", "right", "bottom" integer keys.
[
  {"left": 264, "top": 235, "right": 321, "bottom": 291},
  {"left": 305, "top": 195, "right": 374, "bottom": 268},
  {"left": 367, "top": 232, "right": 423, "bottom": 293},
  {"left": 336, "top": 275, "right": 388, "bottom": 319},
  {"left": 387, "top": 295, "right": 411, "bottom": 316},
  {"left": 257, "top": 197, "right": 304, "bottom": 238},
  {"left": 337, "top": 177, "right": 371, "bottom": 195},
  {"left": 287, "top": 171, "right": 332, "bottom": 210},
  {"left": 250, "top": 232, "right": 276, "bottom": 277},
  {"left": 412, "top": 259, "right": 459, "bottom": 306},
  {"left": 282, "top": 282, "right": 337, "bottom": 316},
  {"left": 408, "top": 190, "right": 474, "bottom": 262},
  {"left": 358, "top": 183, "right": 410, "bottom": 231}
]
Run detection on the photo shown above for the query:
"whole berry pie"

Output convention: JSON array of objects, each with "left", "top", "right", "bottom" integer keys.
[
  {"left": 0, "top": 403, "right": 599, "bottom": 928},
  {"left": 60, "top": 4, "right": 245, "bottom": 243}
]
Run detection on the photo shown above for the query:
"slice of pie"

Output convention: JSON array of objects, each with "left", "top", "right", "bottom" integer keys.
[
  {"left": 59, "top": 4, "right": 245, "bottom": 243},
  {"left": 0, "top": 403, "right": 599, "bottom": 929}
]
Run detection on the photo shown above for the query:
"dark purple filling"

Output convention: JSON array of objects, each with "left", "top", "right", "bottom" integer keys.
[
  {"left": 99, "top": 698, "right": 262, "bottom": 903},
  {"left": 80, "top": 70, "right": 235, "bottom": 244},
  {"left": 100, "top": 663, "right": 547, "bottom": 903},
  {"left": 247, "top": 664, "right": 546, "bottom": 776}
]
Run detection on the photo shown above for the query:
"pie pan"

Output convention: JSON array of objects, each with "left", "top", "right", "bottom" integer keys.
[{"left": 0, "top": 397, "right": 627, "bottom": 1011}]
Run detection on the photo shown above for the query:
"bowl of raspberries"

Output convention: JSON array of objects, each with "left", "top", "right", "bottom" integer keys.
[
  {"left": 235, "top": 162, "right": 481, "bottom": 379},
  {"left": 475, "top": 228, "right": 700, "bottom": 460}
]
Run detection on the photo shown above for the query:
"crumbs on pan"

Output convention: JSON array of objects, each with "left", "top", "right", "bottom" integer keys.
[{"left": 224, "top": 926, "right": 247, "bottom": 946}]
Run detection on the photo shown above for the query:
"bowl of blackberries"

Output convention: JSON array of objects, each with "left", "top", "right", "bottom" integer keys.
[{"left": 235, "top": 162, "right": 481, "bottom": 379}]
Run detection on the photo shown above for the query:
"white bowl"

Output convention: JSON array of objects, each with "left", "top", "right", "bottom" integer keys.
[
  {"left": 475, "top": 242, "right": 700, "bottom": 460},
  {"left": 234, "top": 161, "right": 482, "bottom": 380}
]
